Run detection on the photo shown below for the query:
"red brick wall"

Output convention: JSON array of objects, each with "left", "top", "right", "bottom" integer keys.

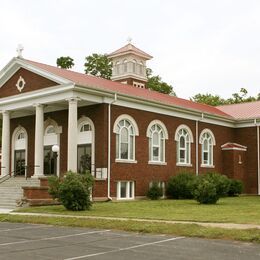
[
  {"left": 9, "top": 103, "right": 259, "bottom": 197},
  {"left": 0, "top": 68, "right": 58, "bottom": 98},
  {"left": 234, "top": 127, "right": 258, "bottom": 193},
  {"left": 110, "top": 106, "right": 236, "bottom": 197}
]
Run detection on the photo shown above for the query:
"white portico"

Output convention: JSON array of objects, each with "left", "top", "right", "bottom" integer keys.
[{"left": 0, "top": 57, "right": 110, "bottom": 179}]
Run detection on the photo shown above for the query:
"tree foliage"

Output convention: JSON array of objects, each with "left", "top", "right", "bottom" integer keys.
[
  {"left": 56, "top": 56, "right": 75, "bottom": 69},
  {"left": 146, "top": 68, "right": 175, "bottom": 95},
  {"left": 84, "top": 53, "right": 112, "bottom": 79},
  {"left": 191, "top": 88, "right": 260, "bottom": 106}
]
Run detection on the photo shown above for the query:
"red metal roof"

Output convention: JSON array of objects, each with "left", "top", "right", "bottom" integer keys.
[
  {"left": 108, "top": 43, "right": 153, "bottom": 59},
  {"left": 24, "top": 59, "right": 232, "bottom": 119},
  {"left": 218, "top": 101, "right": 260, "bottom": 120}
]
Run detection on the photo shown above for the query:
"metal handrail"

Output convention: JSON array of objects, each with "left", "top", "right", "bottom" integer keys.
[{"left": 12, "top": 165, "right": 40, "bottom": 179}]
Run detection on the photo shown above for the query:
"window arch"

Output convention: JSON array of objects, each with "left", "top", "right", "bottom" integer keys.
[
  {"left": 132, "top": 59, "right": 137, "bottom": 73},
  {"left": 199, "top": 129, "right": 216, "bottom": 167},
  {"left": 77, "top": 117, "right": 95, "bottom": 173},
  {"left": 175, "top": 125, "right": 193, "bottom": 165},
  {"left": 146, "top": 120, "right": 168, "bottom": 163},
  {"left": 123, "top": 59, "right": 128, "bottom": 73},
  {"left": 11, "top": 126, "right": 28, "bottom": 176},
  {"left": 113, "top": 114, "right": 139, "bottom": 161},
  {"left": 45, "top": 125, "right": 56, "bottom": 135}
]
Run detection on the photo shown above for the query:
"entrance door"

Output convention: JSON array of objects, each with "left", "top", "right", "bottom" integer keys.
[
  {"left": 14, "top": 150, "right": 26, "bottom": 176},
  {"left": 44, "top": 146, "right": 56, "bottom": 175},
  {"left": 77, "top": 144, "right": 92, "bottom": 173}
]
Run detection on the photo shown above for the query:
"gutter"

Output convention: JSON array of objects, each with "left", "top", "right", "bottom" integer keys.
[
  {"left": 107, "top": 93, "right": 117, "bottom": 200},
  {"left": 254, "top": 119, "right": 260, "bottom": 195}
]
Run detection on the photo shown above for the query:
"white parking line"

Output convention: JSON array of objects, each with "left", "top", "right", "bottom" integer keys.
[
  {"left": 0, "top": 225, "right": 48, "bottom": 233},
  {"left": 0, "top": 230, "right": 110, "bottom": 246},
  {"left": 64, "top": 236, "right": 185, "bottom": 260}
]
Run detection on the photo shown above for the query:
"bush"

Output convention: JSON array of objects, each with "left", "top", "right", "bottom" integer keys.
[
  {"left": 48, "top": 171, "right": 94, "bottom": 211},
  {"left": 228, "top": 179, "right": 243, "bottom": 196},
  {"left": 147, "top": 182, "right": 163, "bottom": 200},
  {"left": 193, "top": 178, "right": 219, "bottom": 204},
  {"left": 202, "top": 172, "right": 230, "bottom": 197},
  {"left": 166, "top": 172, "right": 196, "bottom": 199}
]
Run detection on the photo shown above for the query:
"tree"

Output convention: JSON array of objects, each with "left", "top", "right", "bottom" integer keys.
[
  {"left": 84, "top": 53, "right": 112, "bottom": 79},
  {"left": 191, "top": 88, "right": 260, "bottom": 106},
  {"left": 146, "top": 68, "right": 176, "bottom": 95},
  {"left": 56, "top": 56, "right": 74, "bottom": 69},
  {"left": 191, "top": 93, "right": 226, "bottom": 106}
]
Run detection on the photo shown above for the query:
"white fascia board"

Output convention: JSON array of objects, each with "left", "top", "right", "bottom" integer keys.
[
  {"left": 0, "top": 58, "right": 72, "bottom": 87},
  {"left": 0, "top": 84, "right": 75, "bottom": 111},
  {"left": 74, "top": 84, "right": 236, "bottom": 127}
]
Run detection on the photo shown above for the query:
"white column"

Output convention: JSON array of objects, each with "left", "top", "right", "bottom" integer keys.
[
  {"left": 1, "top": 111, "right": 10, "bottom": 176},
  {"left": 67, "top": 98, "right": 78, "bottom": 172},
  {"left": 33, "top": 104, "right": 44, "bottom": 177}
]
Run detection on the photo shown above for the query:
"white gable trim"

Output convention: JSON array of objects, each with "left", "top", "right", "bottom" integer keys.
[{"left": 0, "top": 58, "right": 72, "bottom": 88}]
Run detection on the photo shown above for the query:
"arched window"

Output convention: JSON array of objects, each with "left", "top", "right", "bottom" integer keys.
[
  {"left": 113, "top": 115, "right": 139, "bottom": 161},
  {"left": 45, "top": 125, "right": 55, "bottom": 135},
  {"left": 147, "top": 120, "right": 168, "bottom": 163},
  {"left": 123, "top": 59, "right": 128, "bottom": 73},
  {"left": 17, "top": 132, "right": 25, "bottom": 140},
  {"left": 80, "top": 123, "right": 92, "bottom": 132},
  {"left": 199, "top": 129, "right": 216, "bottom": 167},
  {"left": 132, "top": 59, "right": 137, "bottom": 73},
  {"left": 175, "top": 125, "right": 193, "bottom": 165},
  {"left": 115, "top": 61, "right": 120, "bottom": 75},
  {"left": 139, "top": 61, "right": 144, "bottom": 75}
]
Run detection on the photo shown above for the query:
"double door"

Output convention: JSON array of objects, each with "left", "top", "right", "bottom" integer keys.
[{"left": 14, "top": 150, "right": 26, "bottom": 176}]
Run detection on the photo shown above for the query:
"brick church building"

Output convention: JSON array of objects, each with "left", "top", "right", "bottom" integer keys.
[{"left": 0, "top": 42, "right": 259, "bottom": 204}]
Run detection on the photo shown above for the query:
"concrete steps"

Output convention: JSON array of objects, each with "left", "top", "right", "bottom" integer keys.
[{"left": 0, "top": 177, "right": 40, "bottom": 209}]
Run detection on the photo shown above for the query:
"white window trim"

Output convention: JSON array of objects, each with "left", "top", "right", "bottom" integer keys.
[
  {"left": 115, "top": 159, "right": 137, "bottom": 164},
  {"left": 77, "top": 116, "right": 95, "bottom": 175},
  {"left": 146, "top": 120, "right": 168, "bottom": 164},
  {"left": 148, "top": 161, "right": 167, "bottom": 165},
  {"left": 117, "top": 181, "right": 135, "bottom": 200},
  {"left": 175, "top": 125, "right": 193, "bottom": 165},
  {"left": 199, "top": 128, "right": 215, "bottom": 167},
  {"left": 11, "top": 126, "right": 28, "bottom": 177},
  {"left": 176, "top": 162, "right": 193, "bottom": 167},
  {"left": 113, "top": 114, "right": 139, "bottom": 162}
]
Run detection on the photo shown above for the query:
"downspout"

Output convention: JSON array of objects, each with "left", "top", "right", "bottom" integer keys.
[
  {"left": 196, "top": 113, "right": 204, "bottom": 176},
  {"left": 107, "top": 93, "right": 117, "bottom": 200},
  {"left": 254, "top": 119, "right": 260, "bottom": 195},
  {"left": 196, "top": 120, "right": 199, "bottom": 176}
]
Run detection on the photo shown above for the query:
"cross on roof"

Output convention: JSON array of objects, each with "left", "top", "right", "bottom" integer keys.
[{"left": 16, "top": 44, "right": 24, "bottom": 58}]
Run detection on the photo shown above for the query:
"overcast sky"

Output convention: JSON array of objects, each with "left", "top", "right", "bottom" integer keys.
[{"left": 1, "top": 0, "right": 260, "bottom": 99}]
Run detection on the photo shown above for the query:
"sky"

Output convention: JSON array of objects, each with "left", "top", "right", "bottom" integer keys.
[{"left": 0, "top": 0, "right": 260, "bottom": 99}]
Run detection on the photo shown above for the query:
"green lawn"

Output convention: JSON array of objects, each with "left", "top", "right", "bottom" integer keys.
[{"left": 18, "top": 196, "right": 260, "bottom": 225}]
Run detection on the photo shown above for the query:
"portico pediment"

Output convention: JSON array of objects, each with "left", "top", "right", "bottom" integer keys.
[{"left": 0, "top": 58, "right": 72, "bottom": 99}]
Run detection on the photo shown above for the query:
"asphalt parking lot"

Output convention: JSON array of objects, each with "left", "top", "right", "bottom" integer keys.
[{"left": 0, "top": 222, "right": 260, "bottom": 260}]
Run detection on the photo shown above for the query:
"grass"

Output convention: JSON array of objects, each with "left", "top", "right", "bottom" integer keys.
[
  {"left": 1, "top": 214, "right": 260, "bottom": 244},
  {"left": 17, "top": 196, "right": 260, "bottom": 225}
]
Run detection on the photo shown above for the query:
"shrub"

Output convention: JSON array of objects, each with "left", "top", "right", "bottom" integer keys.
[
  {"left": 193, "top": 178, "right": 219, "bottom": 204},
  {"left": 48, "top": 171, "right": 94, "bottom": 211},
  {"left": 48, "top": 176, "right": 61, "bottom": 199},
  {"left": 228, "top": 179, "right": 243, "bottom": 196},
  {"left": 147, "top": 182, "right": 163, "bottom": 200},
  {"left": 166, "top": 172, "right": 196, "bottom": 199},
  {"left": 203, "top": 172, "right": 230, "bottom": 197}
]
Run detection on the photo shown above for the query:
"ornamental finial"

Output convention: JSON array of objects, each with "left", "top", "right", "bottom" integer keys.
[{"left": 16, "top": 44, "right": 24, "bottom": 58}]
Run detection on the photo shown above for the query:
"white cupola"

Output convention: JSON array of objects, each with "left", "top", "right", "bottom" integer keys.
[{"left": 107, "top": 40, "right": 152, "bottom": 88}]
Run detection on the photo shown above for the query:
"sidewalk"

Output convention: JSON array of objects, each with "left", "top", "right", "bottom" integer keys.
[{"left": 9, "top": 212, "right": 260, "bottom": 230}]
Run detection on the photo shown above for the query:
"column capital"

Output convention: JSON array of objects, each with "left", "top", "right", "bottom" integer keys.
[
  {"left": 33, "top": 103, "right": 44, "bottom": 108},
  {"left": 2, "top": 110, "right": 10, "bottom": 116},
  {"left": 66, "top": 97, "right": 81, "bottom": 103}
]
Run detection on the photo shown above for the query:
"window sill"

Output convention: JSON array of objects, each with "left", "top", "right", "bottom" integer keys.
[
  {"left": 115, "top": 159, "right": 137, "bottom": 164},
  {"left": 148, "top": 161, "right": 167, "bottom": 165},
  {"left": 116, "top": 197, "right": 135, "bottom": 200},
  {"left": 176, "top": 163, "right": 193, "bottom": 167},
  {"left": 201, "top": 164, "right": 215, "bottom": 168}
]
